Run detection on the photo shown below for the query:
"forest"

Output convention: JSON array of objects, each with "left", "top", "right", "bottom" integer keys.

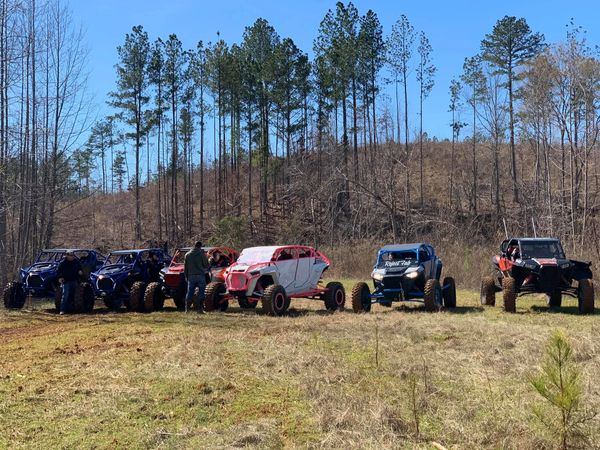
[{"left": 1, "top": 0, "right": 600, "bottom": 283}]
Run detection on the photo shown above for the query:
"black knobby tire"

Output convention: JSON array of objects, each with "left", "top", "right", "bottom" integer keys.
[
  {"left": 205, "top": 282, "right": 228, "bottom": 312},
  {"left": 480, "top": 276, "right": 496, "bottom": 306},
  {"left": 54, "top": 283, "right": 63, "bottom": 311},
  {"left": 238, "top": 296, "right": 258, "bottom": 309},
  {"left": 173, "top": 278, "right": 187, "bottom": 310},
  {"left": 577, "top": 279, "right": 594, "bottom": 314},
  {"left": 423, "top": 279, "right": 442, "bottom": 312},
  {"left": 547, "top": 290, "right": 562, "bottom": 309},
  {"left": 502, "top": 277, "right": 517, "bottom": 313},
  {"left": 442, "top": 277, "right": 457, "bottom": 308},
  {"left": 3, "top": 282, "right": 26, "bottom": 310},
  {"left": 143, "top": 282, "right": 164, "bottom": 313},
  {"left": 351, "top": 282, "right": 372, "bottom": 313},
  {"left": 261, "top": 284, "right": 289, "bottom": 316},
  {"left": 129, "top": 281, "right": 147, "bottom": 312},
  {"left": 324, "top": 281, "right": 346, "bottom": 311},
  {"left": 73, "top": 283, "right": 95, "bottom": 314}
]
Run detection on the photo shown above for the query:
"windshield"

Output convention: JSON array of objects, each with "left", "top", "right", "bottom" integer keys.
[
  {"left": 36, "top": 251, "right": 63, "bottom": 263},
  {"left": 520, "top": 241, "right": 565, "bottom": 259},
  {"left": 236, "top": 247, "right": 275, "bottom": 264},
  {"left": 377, "top": 251, "right": 417, "bottom": 268},
  {"left": 105, "top": 252, "right": 137, "bottom": 265}
]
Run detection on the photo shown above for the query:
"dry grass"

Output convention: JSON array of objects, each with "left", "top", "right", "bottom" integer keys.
[{"left": 1, "top": 283, "right": 599, "bottom": 449}]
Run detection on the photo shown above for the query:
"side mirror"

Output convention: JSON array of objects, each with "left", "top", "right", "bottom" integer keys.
[{"left": 500, "top": 240, "right": 509, "bottom": 254}]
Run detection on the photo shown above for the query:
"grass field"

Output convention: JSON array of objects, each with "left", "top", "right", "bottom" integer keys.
[{"left": 1, "top": 281, "right": 599, "bottom": 449}]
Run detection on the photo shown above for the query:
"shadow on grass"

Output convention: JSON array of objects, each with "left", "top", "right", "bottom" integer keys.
[
  {"left": 530, "top": 305, "right": 597, "bottom": 316},
  {"left": 390, "top": 304, "right": 485, "bottom": 314}
]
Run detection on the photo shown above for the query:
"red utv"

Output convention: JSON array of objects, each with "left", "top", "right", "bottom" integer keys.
[{"left": 158, "top": 246, "right": 239, "bottom": 310}]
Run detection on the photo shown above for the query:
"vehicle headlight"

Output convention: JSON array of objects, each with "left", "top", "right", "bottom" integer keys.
[
  {"left": 405, "top": 271, "right": 419, "bottom": 279},
  {"left": 371, "top": 270, "right": 385, "bottom": 281},
  {"left": 560, "top": 262, "right": 571, "bottom": 269}
]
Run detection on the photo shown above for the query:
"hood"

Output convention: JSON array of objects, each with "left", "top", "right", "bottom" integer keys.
[
  {"left": 26, "top": 261, "right": 59, "bottom": 273},
  {"left": 228, "top": 262, "right": 270, "bottom": 274},
  {"left": 94, "top": 263, "right": 132, "bottom": 277}
]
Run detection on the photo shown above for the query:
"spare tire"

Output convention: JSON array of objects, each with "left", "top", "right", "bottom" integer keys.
[{"left": 3, "top": 282, "right": 26, "bottom": 310}]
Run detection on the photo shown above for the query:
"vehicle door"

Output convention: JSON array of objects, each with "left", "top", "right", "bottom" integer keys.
[
  {"left": 137, "top": 251, "right": 150, "bottom": 281},
  {"left": 294, "top": 247, "right": 314, "bottom": 291},
  {"left": 273, "top": 247, "right": 298, "bottom": 291}
]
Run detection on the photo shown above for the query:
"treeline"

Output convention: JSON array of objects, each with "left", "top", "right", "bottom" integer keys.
[
  {"left": 0, "top": 0, "right": 90, "bottom": 277},
  {"left": 3, "top": 1, "right": 600, "bottom": 280}
]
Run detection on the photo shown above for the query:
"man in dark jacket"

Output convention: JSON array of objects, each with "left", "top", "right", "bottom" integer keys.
[
  {"left": 184, "top": 241, "right": 210, "bottom": 312},
  {"left": 57, "top": 251, "right": 84, "bottom": 315}
]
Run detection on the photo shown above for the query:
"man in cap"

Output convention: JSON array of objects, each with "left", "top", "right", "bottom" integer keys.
[
  {"left": 184, "top": 241, "right": 210, "bottom": 313},
  {"left": 56, "top": 251, "right": 84, "bottom": 315}
]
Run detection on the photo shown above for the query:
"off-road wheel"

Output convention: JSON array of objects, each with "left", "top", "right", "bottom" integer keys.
[
  {"left": 238, "top": 296, "right": 257, "bottom": 309},
  {"left": 103, "top": 296, "right": 121, "bottom": 311},
  {"left": 480, "top": 276, "right": 496, "bottom": 306},
  {"left": 173, "top": 278, "right": 187, "bottom": 310},
  {"left": 205, "top": 282, "right": 228, "bottom": 312},
  {"left": 261, "top": 284, "right": 289, "bottom": 316},
  {"left": 53, "top": 282, "right": 63, "bottom": 311},
  {"left": 73, "top": 282, "right": 95, "bottom": 314},
  {"left": 442, "top": 277, "right": 457, "bottom": 308},
  {"left": 423, "top": 279, "right": 442, "bottom": 312},
  {"left": 351, "top": 282, "right": 372, "bottom": 313},
  {"left": 502, "top": 277, "right": 517, "bottom": 313},
  {"left": 3, "top": 282, "right": 26, "bottom": 310},
  {"left": 324, "top": 281, "right": 345, "bottom": 311},
  {"left": 128, "top": 281, "right": 147, "bottom": 312},
  {"left": 577, "top": 279, "right": 594, "bottom": 314},
  {"left": 547, "top": 290, "right": 562, "bottom": 309},
  {"left": 143, "top": 282, "right": 164, "bottom": 313}
]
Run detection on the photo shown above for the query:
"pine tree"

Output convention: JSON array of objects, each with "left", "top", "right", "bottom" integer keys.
[
  {"left": 481, "top": 16, "right": 545, "bottom": 203},
  {"left": 110, "top": 25, "right": 151, "bottom": 241}
]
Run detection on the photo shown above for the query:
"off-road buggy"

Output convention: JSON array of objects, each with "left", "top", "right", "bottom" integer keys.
[
  {"left": 90, "top": 248, "right": 171, "bottom": 312},
  {"left": 3, "top": 248, "right": 103, "bottom": 313},
  {"left": 159, "top": 246, "right": 239, "bottom": 310},
  {"left": 480, "top": 237, "right": 594, "bottom": 314},
  {"left": 351, "top": 243, "right": 456, "bottom": 312},
  {"left": 204, "top": 245, "right": 345, "bottom": 315}
]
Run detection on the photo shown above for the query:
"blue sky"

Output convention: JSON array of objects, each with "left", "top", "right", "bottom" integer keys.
[{"left": 71, "top": 0, "right": 600, "bottom": 142}]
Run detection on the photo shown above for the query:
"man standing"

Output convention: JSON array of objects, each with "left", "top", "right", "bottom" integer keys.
[
  {"left": 57, "top": 251, "right": 84, "bottom": 315},
  {"left": 184, "top": 241, "right": 210, "bottom": 313}
]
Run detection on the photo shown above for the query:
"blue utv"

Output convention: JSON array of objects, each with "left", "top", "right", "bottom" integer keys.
[
  {"left": 351, "top": 243, "right": 456, "bottom": 312},
  {"left": 3, "top": 248, "right": 104, "bottom": 312},
  {"left": 90, "top": 248, "right": 171, "bottom": 312}
]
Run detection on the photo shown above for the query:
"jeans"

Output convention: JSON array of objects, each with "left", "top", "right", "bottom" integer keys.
[
  {"left": 61, "top": 281, "right": 77, "bottom": 313},
  {"left": 185, "top": 274, "right": 206, "bottom": 310}
]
